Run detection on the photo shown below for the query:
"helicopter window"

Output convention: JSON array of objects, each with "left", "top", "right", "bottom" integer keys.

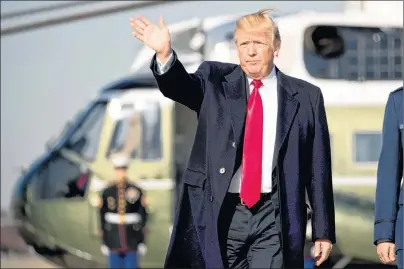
[
  {"left": 64, "top": 102, "right": 107, "bottom": 161},
  {"left": 204, "top": 21, "right": 238, "bottom": 62},
  {"left": 39, "top": 153, "right": 89, "bottom": 200},
  {"left": 171, "top": 26, "right": 201, "bottom": 54},
  {"left": 107, "top": 100, "right": 162, "bottom": 161},
  {"left": 353, "top": 132, "right": 382, "bottom": 164},
  {"left": 31, "top": 163, "right": 49, "bottom": 200},
  {"left": 303, "top": 25, "right": 403, "bottom": 81}
]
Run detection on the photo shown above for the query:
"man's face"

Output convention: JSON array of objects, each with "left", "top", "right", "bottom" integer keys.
[
  {"left": 114, "top": 167, "right": 127, "bottom": 182},
  {"left": 235, "top": 30, "right": 279, "bottom": 80}
]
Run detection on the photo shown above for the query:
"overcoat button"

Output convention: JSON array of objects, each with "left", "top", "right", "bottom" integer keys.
[
  {"left": 219, "top": 168, "right": 226, "bottom": 174},
  {"left": 231, "top": 142, "right": 236, "bottom": 148}
]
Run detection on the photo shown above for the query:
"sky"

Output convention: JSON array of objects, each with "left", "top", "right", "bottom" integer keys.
[{"left": 0, "top": 1, "right": 344, "bottom": 210}]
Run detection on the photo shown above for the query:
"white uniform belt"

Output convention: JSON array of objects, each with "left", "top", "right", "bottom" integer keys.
[{"left": 105, "top": 213, "right": 142, "bottom": 224}]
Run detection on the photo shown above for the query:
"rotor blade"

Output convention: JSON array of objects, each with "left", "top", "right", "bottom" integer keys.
[
  {"left": 1, "top": 1, "right": 97, "bottom": 20},
  {"left": 1, "top": 1, "right": 183, "bottom": 37}
]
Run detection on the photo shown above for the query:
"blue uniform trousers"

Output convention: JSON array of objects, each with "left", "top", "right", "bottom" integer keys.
[{"left": 108, "top": 251, "right": 138, "bottom": 268}]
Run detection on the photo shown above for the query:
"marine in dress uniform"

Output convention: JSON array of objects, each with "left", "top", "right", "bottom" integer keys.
[
  {"left": 374, "top": 87, "right": 403, "bottom": 268},
  {"left": 97, "top": 155, "right": 148, "bottom": 269}
]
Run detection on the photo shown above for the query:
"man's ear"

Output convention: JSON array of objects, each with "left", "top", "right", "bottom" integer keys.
[{"left": 274, "top": 41, "right": 281, "bottom": 57}]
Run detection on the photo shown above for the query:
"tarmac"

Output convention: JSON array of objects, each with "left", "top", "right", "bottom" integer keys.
[
  {"left": 1, "top": 252, "right": 61, "bottom": 268},
  {"left": 0, "top": 212, "right": 396, "bottom": 269},
  {"left": 1, "top": 212, "right": 60, "bottom": 268}
]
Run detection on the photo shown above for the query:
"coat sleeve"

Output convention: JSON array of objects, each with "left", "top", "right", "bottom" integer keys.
[
  {"left": 374, "top": 93, "right": 403, "bottom": 245},
  {"left": 149, "top": 50, "right": 211, "bottom": 114},
  {"left": 307, "top": 88, "right": 336, "bottom": 243}
]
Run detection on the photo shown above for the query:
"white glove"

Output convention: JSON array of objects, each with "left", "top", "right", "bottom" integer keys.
[
  {"left": 100, "top": 245, "right": 109, "bottom": 256},
  {"left": 137, "top": 243, "right": 147, "bottom": 256}
]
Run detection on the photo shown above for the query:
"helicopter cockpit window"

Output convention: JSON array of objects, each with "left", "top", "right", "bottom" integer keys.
[
  {"left": 64, "top": 102, "right": 107, "bottom": 161},
  {"left": 107, "top": 100, "right": 162, "bottom": 161},
  {"left": 39, "top": 153, "right": 90, "bottom": 200},
  {"left": 204, "top": 21, "right": 237, "bottom": 62},
  {"left": 171, "top": 27, "right": 201, "bottom": 54},
  {"left": 303, "top": 25, "right": 403, "bottom": 81},
  {"left": 31, "top": 164, "right": 48, "bottom": 200}
]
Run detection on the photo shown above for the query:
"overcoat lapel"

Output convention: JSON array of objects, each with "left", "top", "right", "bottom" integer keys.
[{"left": 222, "top": 66, "right": 247, "bottom": 146}]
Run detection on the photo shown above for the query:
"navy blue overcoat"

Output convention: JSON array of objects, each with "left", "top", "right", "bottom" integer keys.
[{"left": 150, "top": 51, "right": 336, "bottom": 268}]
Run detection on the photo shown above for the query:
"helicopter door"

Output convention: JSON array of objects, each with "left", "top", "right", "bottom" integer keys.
[
  {"left": 26, "top": 101, "right": 109, "bottom": 260},
  {"left": 89, "top": 89, "right": 175, "bottom": 267},
  {"left": 27, "top": 151, "right": 96, "bottom": 255}
]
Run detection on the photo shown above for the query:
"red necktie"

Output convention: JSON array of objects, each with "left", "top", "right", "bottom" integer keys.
[{"left": 240, "top": 79, "right": 263, "bottom": 208}]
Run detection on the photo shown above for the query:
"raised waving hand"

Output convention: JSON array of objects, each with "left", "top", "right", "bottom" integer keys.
[{"left": 130, "top": 16, "right": 172, "bottom": 60}]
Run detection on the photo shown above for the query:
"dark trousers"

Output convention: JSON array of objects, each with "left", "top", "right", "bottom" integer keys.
[
  {"left": 219, "top": 192, "right": 283, "bottom": 268},
  {"left": 108, "top": 251, "right": 138, "bottom": 268}
]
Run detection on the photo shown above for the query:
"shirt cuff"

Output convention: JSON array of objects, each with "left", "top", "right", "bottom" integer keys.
[{"left": 156, "top": 51, "right": 174, "bottom": 74}]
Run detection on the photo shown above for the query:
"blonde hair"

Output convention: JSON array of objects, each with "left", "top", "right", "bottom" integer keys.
[{"left": 234, "top": 8, "right": 281, "bottom": 46}]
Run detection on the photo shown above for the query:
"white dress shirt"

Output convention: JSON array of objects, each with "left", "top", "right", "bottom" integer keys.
[
  {"left": 156, "top": 52, "right": 278, "bottom": 193},
  {"left": 228, "top": 70, "right": 278, "bottom": 193}
]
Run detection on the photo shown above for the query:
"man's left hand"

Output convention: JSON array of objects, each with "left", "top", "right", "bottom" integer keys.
[{"left": 313, "top": 239, "right": 333, "bottom": 266}]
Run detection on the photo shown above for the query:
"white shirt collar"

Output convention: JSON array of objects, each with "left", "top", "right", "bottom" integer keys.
[{"left": 246, "top": 66, "right": 277, "bottom": 87}]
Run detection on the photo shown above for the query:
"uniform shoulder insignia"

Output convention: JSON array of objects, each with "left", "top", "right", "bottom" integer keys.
[{"left": 126, "top": 187, "right": 140, "bottom": 204}]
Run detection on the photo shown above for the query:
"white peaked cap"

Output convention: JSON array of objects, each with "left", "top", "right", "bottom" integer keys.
[{"left": 110, "top": 154, "right": 130, "bottom": 168}]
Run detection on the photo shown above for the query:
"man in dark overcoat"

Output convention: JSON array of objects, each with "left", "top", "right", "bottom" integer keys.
[{"left": 130, "top": 8, "right": 336, "bottom": 268}]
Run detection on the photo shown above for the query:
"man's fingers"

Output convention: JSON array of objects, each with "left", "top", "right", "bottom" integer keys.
[
  {"left": 132, "top": 32, "right": 144, "bottom": 43},
  {"left": 158, "top": 16, "right": 165, "bottom": 28},
  {"left": 315, "top": 248, "right": 330, "bottom": 267},
  {"left": 315, "top": 245, "right": 332, "bottom": 266},
  {"left": 130, "top": 19, "right": 146, "bottom": 33},
  {"left": 130, "top": 19, "right": 145, "bottom": 42},
  {"left": 313, "top": 242, "right": 321, "bottom": 258},
  {"left": 131, "top": 24, "right": 144, "bottom": 35},
  {"left": 388, "top": 244, "right": 396, "bottom": 262},
  {"left": 378, "top": 246, "right": 395, "bottom": 264},
  {"left": 137, "top": 15, "right": 152, "bottom": 26},
  {"left": 379, "top": 250, "right": 389, "bottom": 264},
  {"left": 133, "top": 19, "right": 146, "bottom": 30},
  {"left": 315, "top": 253, "right": 327, "bottom": 266}
]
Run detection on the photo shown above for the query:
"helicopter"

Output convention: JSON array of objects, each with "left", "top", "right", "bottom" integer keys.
[
  {"left": 7, "top": 12, "right": 247, "bottom": 268},
  {"left": 9, "top": 1, "right": 403, "bottom": 268}
]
